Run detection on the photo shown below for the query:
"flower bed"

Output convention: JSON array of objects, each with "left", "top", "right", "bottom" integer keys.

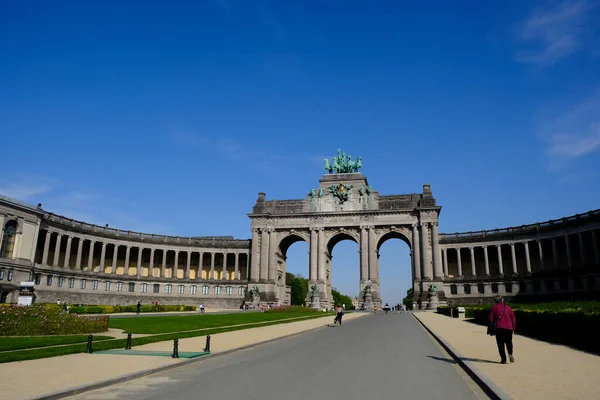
[
  {"left": 0, "top": 304, "right": 109, "bottom": 336},
  {"left": 67, "top": 304, "right": 196, "bottom": 314}
]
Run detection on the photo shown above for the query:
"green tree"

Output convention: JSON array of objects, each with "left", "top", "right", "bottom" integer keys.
[
  {"left": 287, "top": 273, "right": 308, "bottom": 306},
  {"left": 402, "top": 288, "right": 414, "bottom": 308},
  {"left": 332, "top": 288, "right": 354, "bottom": 310}
]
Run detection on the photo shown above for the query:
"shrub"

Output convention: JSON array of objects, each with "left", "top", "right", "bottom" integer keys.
[
  {"left": 265, "top": 305, "right": 321, "bottom": 313},
  {"left": 0, "top": 304, "right": 109, "bottom": 336},
  {"left": 67, "top": 304, "right": 196, "bottom": 314}
]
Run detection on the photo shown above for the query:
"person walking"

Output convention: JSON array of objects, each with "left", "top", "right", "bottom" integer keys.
[
  {"left": 136, "top": 301, "right": 142, "bottom": 316},
  {"left": 335, "top": 304, "right": 344, "bottom": 326},
  {"left": 489, "top": 295, "right": 516, "bottom": 364}
]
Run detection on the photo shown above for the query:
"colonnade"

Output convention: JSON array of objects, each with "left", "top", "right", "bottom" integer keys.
[
  {"left": 37, "top": 229, "right": 249, "bottom": 281},
  {"left": 441, "top": 229, "right": 600, "bottom": 278}
]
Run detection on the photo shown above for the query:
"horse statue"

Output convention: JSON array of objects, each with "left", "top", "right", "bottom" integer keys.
[
  {"left": 324, "top": 159, "right": 333, "bottom": 173},
  {"left": 355, "top": 157, "right": 362, "bottom": 171}
]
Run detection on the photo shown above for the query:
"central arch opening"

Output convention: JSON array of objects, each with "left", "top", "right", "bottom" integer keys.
[{"left": 377, "top": 231, "right": 412, "bottom": 308}]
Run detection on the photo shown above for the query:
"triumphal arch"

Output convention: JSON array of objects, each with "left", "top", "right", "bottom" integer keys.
[{"left": 248, "top": 150, "right": 443, "bottom": 308}]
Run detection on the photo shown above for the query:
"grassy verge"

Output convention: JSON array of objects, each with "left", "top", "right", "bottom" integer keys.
[
  {"left": 109, "top": 311, "right": 324, "bottom": 334},
  {"left": 0, "top": 335, "right": 114, "bottom": 352},
  {"left": 0, "top": 313, "right": 333, "bottom": 364}
]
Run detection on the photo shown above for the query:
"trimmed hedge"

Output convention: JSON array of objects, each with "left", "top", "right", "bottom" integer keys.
[
  {"left": 467, "top": 303, "right": 600, "bottom": 354},
  {"left": 0, "top": 304, "right": 109, "bottom": 336},
  {"left": 436, "top": 306, "right": 460, "bottom": 318},
  {"left": 67, "top": 304, "right": 196, "bottom": 314},
  {"left": 264, "top": 305, "right": 322, "bottom": 313}
]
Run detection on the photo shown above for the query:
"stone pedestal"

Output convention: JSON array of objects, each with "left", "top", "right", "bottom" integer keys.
[
  {"left": 427, "top": 294, "right": 439, "bottom": 310},
  {"left": 310, "top": 295, "right": 321, "bottom": 310},
  {"left": 363, "top": 293, "right": 374, "bottom": 311}
]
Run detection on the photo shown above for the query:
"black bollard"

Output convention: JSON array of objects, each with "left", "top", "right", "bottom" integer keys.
[
  {"left": 125, "top": 333, "right": 132, "bottom": 350},
  {"left": 172, "top": 339, "right": 179, "bottom": 358},
  {"left": 204, "top": 335, "right": 211, "bottom": 352},
  {"left": 86, "top": 335, "right": 93, "bottom": 354}
]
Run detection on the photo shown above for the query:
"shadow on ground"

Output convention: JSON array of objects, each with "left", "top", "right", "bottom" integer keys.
[{"left": 427, "top": 355, "right": 501, "bottom": 364}]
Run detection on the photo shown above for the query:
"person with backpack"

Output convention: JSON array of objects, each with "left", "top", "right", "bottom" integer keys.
[{"left": 488, "top": 295, "right": 516, "bottom": 364}]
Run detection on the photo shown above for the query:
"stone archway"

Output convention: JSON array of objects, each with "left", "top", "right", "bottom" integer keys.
[{"left": 248, "top": 156, "right": 443, "bottom": 308}]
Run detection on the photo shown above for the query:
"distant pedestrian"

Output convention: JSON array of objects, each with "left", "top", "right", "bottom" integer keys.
[
  {"left": 62, "top": 301, "right": 68, "bottom": 313},
  {"left": 334, "top": 304, "right": 344, "bottom": 326},
  {"left": 200, "top": 304, "right": 205, "bottom": 313},
  {"left": 448, "top": 299, "right": 456, "bottom": 318},
  {"left": 136, "top": 301, "right": 142, "bottom": 316},
  {"left": 488, "top": 295, "right": 516, "bottom": 364}
]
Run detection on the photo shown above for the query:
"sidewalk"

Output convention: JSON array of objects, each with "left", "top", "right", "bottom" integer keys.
[
  {"left": 414, "top": 312, "right": 600, "bottom": 400},
  {"left": 0, "top": 312, "right": 366, "bottom": 400}
]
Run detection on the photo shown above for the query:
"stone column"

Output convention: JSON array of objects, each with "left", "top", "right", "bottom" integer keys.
[
  {"left": 412, "top": 224, "right": 421, "bottom": 280},
  {"left": 137, "top": 248, "right": 143, "bottom": 277},
  {"left": 260, "top": 229, "right": 270, "bottom": 281},
  {"left": 310, "top": 228, "right": 318, "bottom": 282},
  {"left": 42, "top": 230, "right": 51, "bottom": 265},
  {"left": 100, "top": 242, "right": 107, "bottom": 273},
  {"left": 75, "top": 238, "right": 83, "bottom": 270},
  {"left": 174, "top": 251, "right": 179, "bottom": 278},
  {"left": 524, "top": 242, "right": 532, "bottom": 274},
  {"left": 469, "top": 247, "right": 476, "bottom": 277},
  {"left": 210, "top": 252, "right": 215, "bottom": 279},
  {"left": 578, "top": 233, "right": 586, "bottom": 266},
  {"left": 53, "top": 233, "right": 62, "bottom": 266},
  {"left": 268, "top": 230, "right": 277, "bottom": 282},
  {"left": 124, "top": 246, "right": 131, "bottom": 274},
  {"left": 234, "top": 252, "right": 239, "bottom": 280},
  {"left": 224, "top": 252, "right": 230, "bottom": 280},
  {"left": 88, "top": 240, "right": 95, "bottom": 271},
  {"left": 592, "top": 230, "right": 600, "bottom": 264},
  {"left": 318, "top": 228, "right": 326, "bottom": 283},
  {"left": 565, "top": 235, "right": 572, "bottom": 272},
  {"left": 442, "top": 248, "right": 448, "bottom": 277},
  {"left": 186, "top": 251, "right": 191, "bottom": 279},
  {"left": 537, "top": 240, "right": 544, "bottom": 271},
  {"left": 112, "top": 244, "right": 118, "bottom": 274},
  {"left": 552, "top": 238, "right": 559, "bottom": 270},
  {"left": 161, "top": 250, "right": 167, "bottom": 278},
  {"left": 483, "top": 246, "right": 490, "bottom": 276},
  {"left": 199, "top": 252, "right": 204, "bottom": 279},
  {"left": 360, "top": 226, "right": 368, "bottom": 281},
  {"left": 420, "top": 224, "right": 432, "bottom": 280},
  {"left": 149, "top": 249, "right": 155, "bottom": 277},
  {"left": 432, "top": 223, "right": 443, "bottom": 279},
  {"left": 250, "top": 229, "right": 260, "bottom": 282},
  {"left": 62, "top": 236, "right": 72, "bottom": 268},
  {"left": 496, "top": 245, "right": 504, "bottom": 275},
  {"left": 456, "top": 248, "right": 463, "bottom": 277},
  {"left": 510, "top": 243, "right": 518, "bottom": 275}
]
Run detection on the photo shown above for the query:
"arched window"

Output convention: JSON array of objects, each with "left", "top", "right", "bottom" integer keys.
[{"left": 0, "top": 221, "right": 18, "bottom": 258}]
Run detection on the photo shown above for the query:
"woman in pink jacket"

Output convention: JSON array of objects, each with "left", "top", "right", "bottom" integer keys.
[{"left": 489, "top": 295, "right": 516, "bottom": 364}]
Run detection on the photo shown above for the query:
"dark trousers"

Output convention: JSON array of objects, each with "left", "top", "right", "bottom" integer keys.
[
  {"left": 495, "top": 328, "right": 513, "bottom": 361},
  {"left": 336, "top": 312, "right": 343, "bottom": 325}
]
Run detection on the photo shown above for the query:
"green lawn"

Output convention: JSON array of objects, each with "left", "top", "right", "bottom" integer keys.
[
  {"left": 0, "top": 335, "right": 114, "bottom": 352},
  {"left": 109, "top": 312, "right": 323, "bottom": 334},
  {"left": 1, "top": 312, "right": 333, "bottom": 363}
]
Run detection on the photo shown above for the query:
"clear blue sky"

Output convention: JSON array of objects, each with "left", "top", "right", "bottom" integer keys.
[{"left": 1, "top": 1, "right": 599, "bottom": 304}]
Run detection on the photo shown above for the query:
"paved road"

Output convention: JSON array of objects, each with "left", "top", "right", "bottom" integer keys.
[{"left": 68, "top": 314, "right": 486, "bottom": 400}]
